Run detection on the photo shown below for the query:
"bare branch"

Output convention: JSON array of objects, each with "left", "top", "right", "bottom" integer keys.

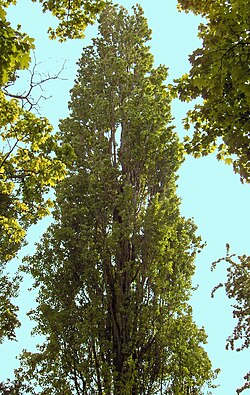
[
  {"left": 3, "top": 53, "right": 67, "bottom": 112},
  {"left": 0, "top": 137, "right": 19, "bottom": 169}
]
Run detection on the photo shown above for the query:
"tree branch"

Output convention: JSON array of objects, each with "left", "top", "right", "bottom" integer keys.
[{"left": 3, "top": 53, "right": 67, "bottom": 112}]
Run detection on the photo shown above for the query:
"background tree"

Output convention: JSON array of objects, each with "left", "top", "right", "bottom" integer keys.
[
  {"left": 176, "top": 2, "right": 250, "bottom": 393},
  {"left": 211, "top": 246, "right": 250, "bottom": 394},
  {"left": 16, "top": 5, "right": 216, "bottom": 395},
  {"left": 32, "top": 0, "right": 107, "bottom": 40},
  {"left": 0, "top": 0, "right": 68, "bottom": 342},
  {"left": 176, "top": 0, "right": 250, "bottom": 183}
]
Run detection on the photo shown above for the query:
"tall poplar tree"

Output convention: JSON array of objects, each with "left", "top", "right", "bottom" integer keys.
[{"left": 17, "top": 5, "right": 215, "bottom": 394}]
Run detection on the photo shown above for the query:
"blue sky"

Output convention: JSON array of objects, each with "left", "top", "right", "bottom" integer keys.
[{"left": 1, "top": 0, "right": 250, "bottom": 393}]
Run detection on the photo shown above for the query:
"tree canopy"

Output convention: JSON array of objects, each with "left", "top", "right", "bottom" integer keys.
[
  {"left": 16, "top": 5, "right": 215, "bottom": 394},
  {"left": 0, "top": 0, "right": 68, "bottom": 342},
  {"left": 1, "top": 1, "right": 249, "bottom": 393},
  {"left": 176, "top": 2, "right": 250, "bottom": 392},
  {"left": 212, "top": 246, "right": 250, "bottom": 394},
  {"left": 33, "top": 0, "right": 107, "bottom": 40},
  {"left": 176, "top": 0, "right": 250, "bottom": 182}
]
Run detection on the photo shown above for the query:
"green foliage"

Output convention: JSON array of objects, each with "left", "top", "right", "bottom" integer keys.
[
  {"left": 0, "top": 1, "right": 35, "bottom": 86},
  {"left": 33, "top": 0, "right": 107, "bottom": 40},
  {"left": 176, "top": 0, "right": 250, "bottom": 182},
  {"left": 0, "top": 0, "right": 67, "bottom": 342},
  {"left": 212, "top": 245, "right": 250, "bottom": 394},
  {"left": 177, "top": 0, "right": 220, "bottom": 15},
  {"left": 0, "top": 68, "right": 66, "bottom": 264},
  {"left": 0, "top": 380, "right": 21, "bottom": 395},
  {"left": 176, "top": 3, "right": 250, "bottom": 391},
  {"left": 0, "top": 94, "right": 66, "bottom": 263},
  {"left": 17, "top": 5, "right": 215, "bottom": 394},
  {"left": 0, "top": 271, "right": 20, "bottom": 343}
]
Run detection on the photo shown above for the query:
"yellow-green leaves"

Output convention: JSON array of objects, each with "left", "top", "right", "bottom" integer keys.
[
  {"left": 176, "top": 0, "right": 250, "bottom": 182},
  {"left": 0, "top": 3, "right": 34, "bottom": 86},
  {"left": 0, "top": 2, "right": 67, "bottom": 268},
  {"left": 0, "top": 90, "right": 66, "bottom": 263},
  {"left": 33, "top": 0, "right": 106, "bottom": 41}
]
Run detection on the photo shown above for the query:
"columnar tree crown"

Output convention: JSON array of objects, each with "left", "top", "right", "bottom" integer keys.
[{"left": 18, "top": 5, "right": 215, "bottom": 395}]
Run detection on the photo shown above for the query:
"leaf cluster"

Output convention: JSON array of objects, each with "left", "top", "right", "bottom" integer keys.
[
  {"left": 33, "top": 0, "right": 107, "bottom": 41},
  {"left": 0, "top": 271, "right": 21, "bottom": 343},
  {"left": 176, "top": 0, "right": 250, "bottom": 182},
  {"left": 212, "top": 245, "right": 250, "bottom": 393}
]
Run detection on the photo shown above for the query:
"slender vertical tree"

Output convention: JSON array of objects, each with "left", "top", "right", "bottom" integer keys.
[{"left": 17, "top": 5, "right": 215, "bottom": 394}]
